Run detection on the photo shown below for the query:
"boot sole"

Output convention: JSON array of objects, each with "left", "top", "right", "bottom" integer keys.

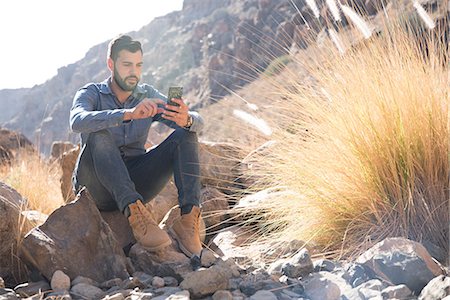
[
  {"left": 140, "top": 239, "right": 172, "bottom": 252},
  {"left": 169, "top": 228, "right": 197, "bottom": 257}
]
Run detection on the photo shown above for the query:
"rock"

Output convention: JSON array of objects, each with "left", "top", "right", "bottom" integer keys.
[
  {"left": 249, "top": 290, "right": 277, "bottom": 300},
  {"left": 0, "top": 288, "right": 19, "bottom": 300},
  {"left": 200, "top": 186, "right": 230, "bottom": 235},
  {"left": 20, "top": 187, "right": 130, "bottom": 283},
  {"left": 313, "top": 259, "right": 336, "bottom": 272},
  {"left": 70, "top": 283, "right": 105, "bottom": 299},
  {"left": 51, "top": 270, "right": 71, "bottom": 291},
  {"left": 152, "top": 276, "right": 165, "bottom": 288},
  {"left": 0, "top": 128, "right": 34, "bottom": 160},
  {"left": 100, "top": 210, "right": 135, "bottom": 250},
  {"left": 212, "top": 290, "right": 233, "bottom": 300},
  {"left": 237, "top": 140, "right": 277, "bottom": 188},
  {"left": 281, "top": 248, "right": 314, "bottom": 278},
  {"left": 198, "top": 142, "right": 245, "bottom": 193},
  {"left": 356, "top": 237, "right": 443, "bottom": 294},
  {"left": 129, "top": 243, "right": 191, "bottom": 281},
  {"left": 13, "top": 281, "right": 50, "bottom": 298},
  {"left": 59, "top": 146, "right": 79, "bottom": 203},
  {"left": 50, "top": 141, "right": 76, "bottom": 160},
  {"left": 419, "top": 275, "right": 450, "bottom": 300},
  {"left": 301, "top": 271, "right": 353, "bottom": 300},
  {"left": 163, "top": 276, "right": 179, "bottom": 287},
  {"left": 145, "top": 180, "right": 178, "bottom": 224},
  {"left": 381, "top": 284, "right": 412, "bottom": 299},
  {"left": 0, "top": 278, "right": 3, "bottom": 288},
  {"left": 0, "top": 182, "right": 28, "bottom": 283},
  {"left": 180, "top": 263, "right": 234, "bottom": 298}
]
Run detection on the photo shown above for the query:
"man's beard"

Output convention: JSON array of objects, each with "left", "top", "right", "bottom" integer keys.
[{"left": 113, "top": 68, "right": 139, "bottom": 91}]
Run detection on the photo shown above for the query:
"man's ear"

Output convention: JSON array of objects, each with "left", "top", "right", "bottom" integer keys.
[{"left": 107, "top": 58, "right": 114, "bottom": 72}]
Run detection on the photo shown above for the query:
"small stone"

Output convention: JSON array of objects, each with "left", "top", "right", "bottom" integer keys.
[
  {"left": 14, "top": 281, "right": 51, "bottom": 298},
  {"left": 212, "top": 290, "right": 233, "bottom": 300},
  {"left": 72, "top": 275, "right": 99, "bottom": 287},
  {"left": 249, "top": 290, "right": 277, "bottom": 300},
  {"left": 201, "top": 249, "right": 217, "bottom": 267},
  {"left": 163, "top": 277, "right": 178, "bottom": 287},
  {"left": 152, "top": 276, "right": 165, "bottom": 288},
  {"left": 381, "top": 284, "right": 412, "bottom": 299},
  {"left": 51, "top": 270, "right": 71, "bottom": 291}
]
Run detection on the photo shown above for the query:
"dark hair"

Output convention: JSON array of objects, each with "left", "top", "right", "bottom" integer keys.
[{"left": 107, "top": 34, "right": 142, "bottom": 61}]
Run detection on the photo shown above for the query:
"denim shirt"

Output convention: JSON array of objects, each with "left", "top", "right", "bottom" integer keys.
[{"left": 70, "top": 77, "right": 204, "bottom": 157}]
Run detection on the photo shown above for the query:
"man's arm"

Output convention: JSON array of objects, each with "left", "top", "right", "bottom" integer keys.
[{"left": 69, "top": 84, "right": 127, "bottom": 133}]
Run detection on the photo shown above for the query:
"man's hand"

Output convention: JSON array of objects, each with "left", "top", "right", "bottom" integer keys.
[
  {"left": 124, "top": 98, "right": 165, "bottom": 121},
  {"left": 162, "top": 98, "right": 190, "bottom": 127}
]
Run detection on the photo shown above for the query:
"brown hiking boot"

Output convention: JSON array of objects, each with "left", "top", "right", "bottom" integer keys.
[
  {"left": 169, "top": 206, "right": 203, "bottom": 257},
  {"left": 128, "top": 200, "right": 171, "bottom": 251}
]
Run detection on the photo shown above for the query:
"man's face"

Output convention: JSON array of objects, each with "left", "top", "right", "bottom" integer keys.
[{"left": 111, "top": 50, "right": 143, "bottom": 91}]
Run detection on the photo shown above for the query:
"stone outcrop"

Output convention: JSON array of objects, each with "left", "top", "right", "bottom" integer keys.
[
  {"left": 0, "top": 182, "right": 28, "bottom": 285},
  {"left": 19, "top": 188, "right": 130, "bottom": 283}
]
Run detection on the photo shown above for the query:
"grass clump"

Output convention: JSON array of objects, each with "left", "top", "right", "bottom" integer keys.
[
  {"left": 240, "top": 20, "right": 449, "bottom": 262},
  {"left": 0, "top": 150, "right": 64, "bottom": 216}
]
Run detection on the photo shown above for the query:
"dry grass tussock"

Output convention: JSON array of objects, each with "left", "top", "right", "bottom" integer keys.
[
  {"left": 0, "top": 150, "right": 64, "bottom": 216},
  {"left": 234, "top": 19, "right": 449, "bottom": 262}
]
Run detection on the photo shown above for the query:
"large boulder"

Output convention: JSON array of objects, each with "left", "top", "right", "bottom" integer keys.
[
  {"left": 357, "top": 237, "right": 444, "bottom": 294},
  {"left": 0, "top": 182, "right": 28, "bottom": 284},
  {"left": 0, "top": 128, "right": 34, "bottom": 161},
  {"left": 198, "top": 142, "right": 245, "bottom": 193},
  {"left": 19, "top": 187, "right": 130, "bottom": 282}
]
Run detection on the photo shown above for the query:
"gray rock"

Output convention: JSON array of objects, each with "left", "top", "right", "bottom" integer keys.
[
  {"left": 46, "top": 291, "right": 72, "bottom": 300},
  {"left": 313, "top": 259, "right": 336, "bottom": 272},
  {"left": 152, "top": 276, "right": 165, "bottom": 288},
  {"left": 249, "top": 290, "right": 277, "bottom": 300},
  {"left": 302, "top": 271, "right": 353, "bottom": 300},
  {"left": 357, "top": 238, "right": 443, "bottom": 294},
  {"left": 281, "top": 248, "right": 314, "bottom": 278},
  {"left": 20, "top": 188, "right": 130, "bottom": 283},
  {"left": 72, "top": 275, "right": 99, "bottom": 287},
  {"left": 129, "top": 243, "right": 191, "bottom": 281},
  {"left": 0, "top": 182, "right": 28, "bottom": 282},
  {"left": 100, "top": 278, "right": 123, "bottom": 289},
  {"left": 120, "top": 276, "right": 146, "bottom": 290},
  {"left": 70, "top": 283, "right": 104, "bottom": 299},
  {"left": 381, "top": 284, "right": 412, "bottom": 299},
  {"left": 180, "top": 263, "right": 233, "bottom": 298},
  {"left": 13, "top": 281, "right": 50, "bottom": 298},
  {"left": 0, "top": 288, "right": 19, "bottom": 300},
  {"left": 418, "top": 275, "right": 450, "bottom": 300},
  {"left": 163, "top": 276, "right": 179, "bottom": 287}
]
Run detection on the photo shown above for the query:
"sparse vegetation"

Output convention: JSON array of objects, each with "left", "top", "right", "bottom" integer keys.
[
  {"left": 235, "top": 18, "right": 448, "bottom": 262},
  {"left": 0, "top": 150, "right": 64, "bottom": 216}
]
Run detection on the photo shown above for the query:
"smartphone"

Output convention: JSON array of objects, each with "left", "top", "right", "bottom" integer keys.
[{"left": 167, "top": 86, "right": 183, "bottom": 108}]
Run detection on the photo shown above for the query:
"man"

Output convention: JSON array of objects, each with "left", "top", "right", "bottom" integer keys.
[{"left": 70, "top": 34, "right": 203, "bottom": 258}]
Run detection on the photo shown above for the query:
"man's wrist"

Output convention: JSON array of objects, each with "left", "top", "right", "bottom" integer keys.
[
  {"left": 123, "top": 110, "right": 133, "bottom": 121},
  {"left": 184, "top": 114, "right": 193, "bottom": 128}
]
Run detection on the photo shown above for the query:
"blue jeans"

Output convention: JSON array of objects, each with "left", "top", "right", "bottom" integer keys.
[{"left": 73, "top": 128, "right": 201, "bottom": 216}]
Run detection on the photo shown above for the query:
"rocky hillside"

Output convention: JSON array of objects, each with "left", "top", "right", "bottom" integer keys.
[{"left": 0, "top": 0, "right": 411, "bottom": 155}]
